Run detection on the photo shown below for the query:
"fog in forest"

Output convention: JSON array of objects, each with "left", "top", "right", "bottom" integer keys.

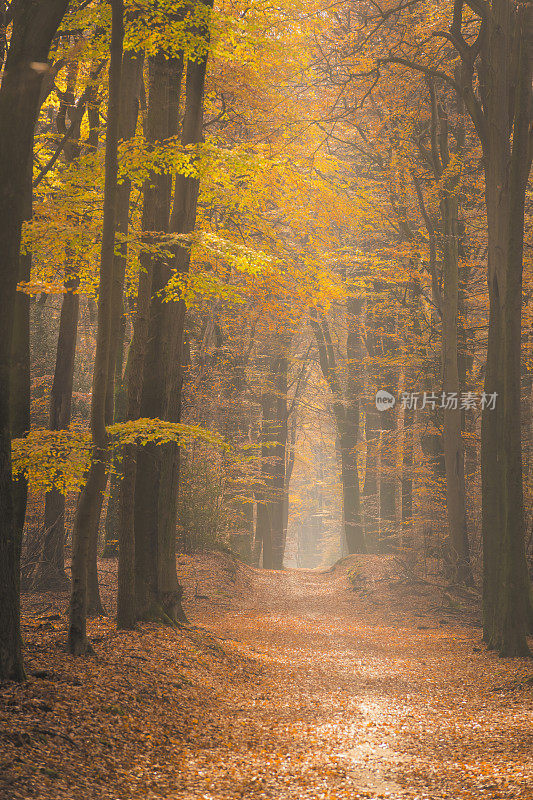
[{"left": 0, "top": 0, "right": 532, "bottom": 797}]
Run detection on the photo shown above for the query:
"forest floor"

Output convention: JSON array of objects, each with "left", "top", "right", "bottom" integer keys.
[{"left": 1, "top": 551, "right": 532, "bottom": 800}]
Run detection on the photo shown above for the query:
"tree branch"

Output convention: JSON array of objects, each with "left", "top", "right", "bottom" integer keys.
[
  {"left": 378, "top": 56, "right": 459, "bottom": 91},
  {"left": 33, "top": 60, "right": 105, "bottom": 187}
]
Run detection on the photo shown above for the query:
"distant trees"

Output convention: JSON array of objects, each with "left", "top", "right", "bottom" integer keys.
[
  {"left": 383, "top": 0, "right": 532, "bottom": 656},
  {"left": 330, "top": 0, "right": 533, "bottom": 655},
  {"left": 310, "top": 299, "right": 366, "bottom": 555}
]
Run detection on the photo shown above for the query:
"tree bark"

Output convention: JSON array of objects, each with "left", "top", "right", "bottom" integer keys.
[
  {"left": 132, "top": 53, "right": 185, "bottom": 621},
  {"left": 134, "top": 7, "right": 213, "bottom": 620},
  {"left": 68, "top": 0, "right": 123, "bottom": 654},
  {"left": 11, "top": 251, "right": 31, "bottom": 537},
  {"left": 497, "top": 1, "right": 533, "bottom": 651},
  {"left": 0, "top": 0, "right": 70, "bottom": 681},
  {"left": 256, "top": 388, "right": 274, "bottom": 568},
  {"left": 37, "top": 60, "right": 103, "bottom": 589},
  {"left": 401, "top": 403, "right": 414, "bottom": 541},
  {"left": 270, "top": 355, "right": 288, "bottom": 569},
  {"left": 36, "top": 269, "right": 79, "bottom": 590},
  {"left": 102, "top": 50, "right": 143, "bottom": 560},
  {"left": 441, "top": 191, "right": 472, "bottom": 583},
  {"left": 477, "top": 0, "right": 532, "bottom": 654},
  {"left": 378, "top": 309, "right": 398, "bottom": 551}
]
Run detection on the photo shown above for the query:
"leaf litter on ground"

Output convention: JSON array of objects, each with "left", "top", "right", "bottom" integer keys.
[{"left": 1, "top": 551, "right": 532, "bottom": 799}]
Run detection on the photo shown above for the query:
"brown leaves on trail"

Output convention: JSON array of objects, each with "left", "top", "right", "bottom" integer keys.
[{"left": 1, "top": 553, "right": 532, "bottom": 799}]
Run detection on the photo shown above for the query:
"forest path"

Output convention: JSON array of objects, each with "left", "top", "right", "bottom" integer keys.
[
  {"left": 5, "top": 556, "right": 532, "bottom": 799},
  {"left": 178, "top": 560, "right": 533, "bottom": 800}
]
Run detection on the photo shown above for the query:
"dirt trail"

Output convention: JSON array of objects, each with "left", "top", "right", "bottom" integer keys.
[
  {"left": 180, "top": 561, "right": 533, "bottom": 800},
  {"left": 2, "top": 556, "right": 532, "bottom": 800}
]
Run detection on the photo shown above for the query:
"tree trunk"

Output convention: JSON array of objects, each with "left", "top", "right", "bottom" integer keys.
[
  {"left": 344, "top": 292, "right": 366, "bottom": 553},
  {"left": 116, "top": 53, "right": 176, "bottom": 628},
  {"left": 401, "top": 403, "right": 414, "bottom": 546},
  {"left": 363, "top": 402, "right": 380, "bottom": 551},
  {"left": 283, "top": 410, "right": 298, "bottom": 556},
  {"left": 37, "top": 59, "right": 96, "bottom": 588},
  {"left": 0, "top": 0, "right": 69, "bottom": 681},
  {"left": 68, "top": 0, "right": 124, "bottom": 654},
  {"left": 378, "top": 311, "right": 398, "bottom": 551},
  {"left": 497, "top": 2, "right": 533, "bottom": 651},
  {"left": 339, "top": 412, "right": 364, "bottom": 553},
  {"left": 255, "top": 352, "right": 289, "bottom": 569},
  {"left": 441, "top": 193, "right": 472, "bottom": 584},
  {"left": 37, "top": 270, "right": 79, "bottom": 589},
  {"left": 270, "top": 355, "right": 288, "bottom": 569},
  {"left": 11, "top": 251, "right": 31, "bottom": 538},
  {"left": 310, "top": 306, "right": 365, "bottom": 555},
  {"left": 132, "top": 53, "right": 185, "bottom": 621},
  {"left": 222, "top": 351, "right": 255, "bottom": 561},
  {"left": 256, "top": 389, "right": 274, "bottom": 568},
  {"left": 103, "top": 50, "right": 143, "bottom": 559},
  {"left": 134, "top": 12, "right": 213, "bottom": 620},
  {"left": 479, "top": 0, "right": 532, "bottom": 655}
]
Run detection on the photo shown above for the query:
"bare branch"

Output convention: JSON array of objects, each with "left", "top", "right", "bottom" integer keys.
[{"left": 378, "top": 57, "right": 459, "bottom": 91}]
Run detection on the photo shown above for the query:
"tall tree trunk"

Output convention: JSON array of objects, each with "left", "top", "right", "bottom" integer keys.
[
  {"left": 222, "top": 351, "right": 255, "bottom": 561},
  {"left": 363, "top": 402, "right": 379, "bottom": 551},
  {"left": 339, "top": 410, "right": 364, "bottom": 554},
  {"left": 256, "top": 389, "right": 274, "bottom": 568},
  {"left": 400, "top": 281, "right": 422, "bottom": 554},
  {"left": 283, "top": 410, "right": 298, "bottom": 555},
  {"left": 310, "top": 308, "right": 364, "bottom": 554},
  {"left": 478, "top": 0, "right": 532, "bottom": 655},
  {"left": 255, "top": 351, "right": 289, "bottom": 570},
  {"left": 37, "top": 59, "right": 99, "bottom": 589},
  {"left": 68, "top": 0, "right": 123, "bottom": 654},
  {"left": 497, "top": 2, "right": 533, "bottom": 651},
  {"left": 116, "top": 52, "right": 177, "bottom": 628},
  {"left": 270, "top": 355, "right": 288, "bottom": 569},
  {"left": 0, "top": 0, "right": 69, "bottom": 681},
  {"left": 132, "top": 53, "right": 185, "bottom": 621},
  {"left": 441, "top": 193, "right": 472, "bottom": 584},
  {"left": 378, "top": 310, "right": 398, "bottom": 551},
  {"left": 363, "top": 296, "right": 380, "bottom": 553},
  {"left": 11, "top": 251, "right": 31, "bottom": 538},
  {"left": 134, "top": 6, "right": 213, "bottom": 620},
  {"left": 344, "top": 292, "right": 366, "bottom": 553},
  {"left": 401, "top": 403, "right": 414, "bottom": 545},
  {"left": 103, "top": 50, "right": 143, "bottom": 560},
  {"left": 36, "top": 269, "right": 80, "bottom": 589}
]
